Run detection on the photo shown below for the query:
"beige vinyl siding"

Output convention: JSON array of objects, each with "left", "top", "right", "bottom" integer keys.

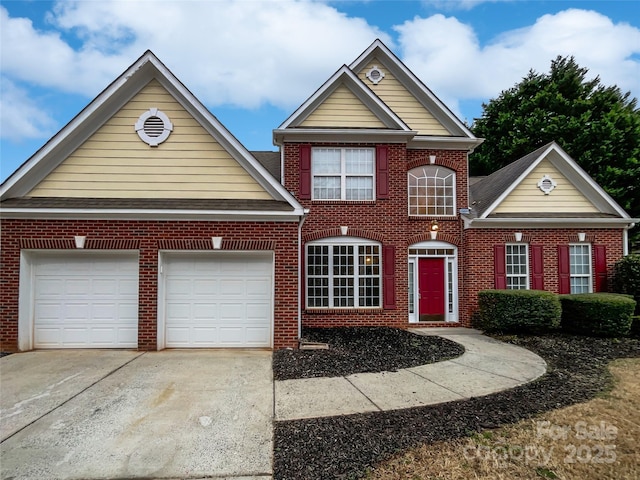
[
  {"left": 357, "top": 59, "right": 451, "bottom": 136},
  {"left": 494, "top": 158, "right": 599, "bottom": 213},
  {"left": 300, "top": 84, "right": 386, "bottom": 128},
  {"left": 28, "top": 80, "right": 272, "bottom": 200}
]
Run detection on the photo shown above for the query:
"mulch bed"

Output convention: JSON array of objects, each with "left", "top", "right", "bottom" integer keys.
[
  {"left": 273, "top": 327, "right": 465, "bottom": 380},
  {"left": 273, "top": 330, "right": 640, "bottom": 480}
]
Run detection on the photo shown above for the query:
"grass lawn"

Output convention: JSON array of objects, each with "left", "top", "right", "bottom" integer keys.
[{"left": 368, "top": 357, "right": 640, "bottom": 480}]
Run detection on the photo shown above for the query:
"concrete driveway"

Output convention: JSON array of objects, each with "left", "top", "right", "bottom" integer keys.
[{"left": 0, "top": 350, "right": 273, "bottom": 479}]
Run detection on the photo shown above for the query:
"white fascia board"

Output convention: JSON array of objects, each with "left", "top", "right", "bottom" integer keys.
[
  {"left": 545, "top": 146, "right": 631, "bottom": 219},
  {"left": 349, "top": 40, "right": 476, "bottom": 139},
  {"left": 273, "top": 129, "right": 417, "bottom": 146},
  {"left": 465, "top": 217, "right": 637, "bottom": 229},
  {"left": 408, "top": 136, "right": 485, "bottom": 151},
  {"left": 278, "top": 66, "right": 409, "bottom": 131},
  {"left": 0, "top": 208, "right": 304, "bottom": 222},
  {"left": 479, "top": 144, "right": 553, "bottom": 219}
]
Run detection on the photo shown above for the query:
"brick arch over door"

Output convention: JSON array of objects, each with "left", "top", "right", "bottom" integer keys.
[{"left": 408, "top": 232, "right": 461, "bottom": 247}]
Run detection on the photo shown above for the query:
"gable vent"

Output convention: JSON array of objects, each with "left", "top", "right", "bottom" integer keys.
[
  {"left": 135, "top": 108, "right": 173, "bottom": 146},
  {"left": 143, "top": 116, "right": 165, "bottom": 137}
]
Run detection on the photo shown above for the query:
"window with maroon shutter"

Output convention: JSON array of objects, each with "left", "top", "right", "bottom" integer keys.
[
  {"left": 376, "top": 145, "right": 389, "bottom": 199},
  {"left": 558, "top": 245, "right": 571, "bottom": 294},
  {"left": 594, "top": 245, "right": 607, "bottom": 292},
  {"left": 494, "top": 244, "right": 507, "bottom": 289},
  {"left": 530, "top": 245, "right": 544, "bottom": 290},
  {"left": 299, "top": 144, "right": 311, "bottom": 199},
  {"left": 383, "top": 245, "right": 396, "bottom": 309}
]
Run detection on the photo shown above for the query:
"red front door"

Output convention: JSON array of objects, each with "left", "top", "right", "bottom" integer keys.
[{"left": 418, "top": 258, "right": 445, "bottom": 322}]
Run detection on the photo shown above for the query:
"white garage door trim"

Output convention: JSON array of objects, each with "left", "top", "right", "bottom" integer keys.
[
  {"left": 19, "top": 251, "right": 139, "bottom": 350},
  {"left": 158, "top": 251, "right": 274, "bottom": 349}
]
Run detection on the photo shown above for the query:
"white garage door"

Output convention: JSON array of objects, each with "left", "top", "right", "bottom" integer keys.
[
  {"left": 163, "top": 252, "right": 273, "bottom": 348},
  {"left": 33, "top": 252, "right": 139, "bottom": 348}
]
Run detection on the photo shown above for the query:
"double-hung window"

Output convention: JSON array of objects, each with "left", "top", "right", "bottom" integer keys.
[
  {"left": 312, "top": 148, "right": 374, "bottom": 200},
  {"left": 569, "top": 244, "right": 592, "bottom": 293},
  {"left": 408, "top": 166, "right": 456, "bottom": 216},
  {"left": 505, "top": 243, "right": 529, "bottom": 289},
  {"left": 306, "top": 239, "right": 381, "bottom": 308}
]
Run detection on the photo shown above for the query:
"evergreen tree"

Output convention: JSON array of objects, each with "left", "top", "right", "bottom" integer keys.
[{"left": 471, "top": 56, "right": 640, "bottom": 248}]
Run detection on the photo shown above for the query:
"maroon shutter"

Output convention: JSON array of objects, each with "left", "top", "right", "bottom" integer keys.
[
  {"left": 299, "top": 144, "right": 311, "bottom": 200},
  {"left": 530, "top": 245, "right": 544, "bottom": 290},
  {"left": 383, "top": 245, "right": 396, "bottom": 309},
  {"left": 376, "top": 145, "right": 389, "bottom": 199},
  {"left": 594, "top": 245, "right": 608, "bottom": 292},
  {"left": 558, "top": 245, "right": 571, "bottom": 294},
  {"left": 494, "top": 244, "right": 507, "bottom": 289}
]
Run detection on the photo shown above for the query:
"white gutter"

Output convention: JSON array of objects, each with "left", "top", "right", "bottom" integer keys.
[
  {"left": 464, "top": 217, "right": 637, "bottom": 229},
  {"left": 298, "top": 208, "right": 310, "bottom": 342}
]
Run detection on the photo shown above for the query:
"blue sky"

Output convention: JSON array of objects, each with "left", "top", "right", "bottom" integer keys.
[{"left": 1, "top": 0, "right": 639, "bottom": 182}]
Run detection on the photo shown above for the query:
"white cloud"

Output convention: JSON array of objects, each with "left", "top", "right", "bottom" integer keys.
[
  {"left": 0, "top": 77, "right": 57, "bottom": 141},
  {"left": 396, "top": 9, "right": 640, "bottom": 120},
  {"left": 1, "top": 1, "right": 390, "bottom": 110}
]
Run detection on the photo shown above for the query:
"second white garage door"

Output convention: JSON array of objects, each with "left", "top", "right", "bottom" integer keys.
[{"left": 162, "top": 252, "right": 273, "bottom": 348}]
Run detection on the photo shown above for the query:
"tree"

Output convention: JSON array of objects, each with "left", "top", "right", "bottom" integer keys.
[{"left": 471, "top": 56, "right": 640, "bottom": 248}]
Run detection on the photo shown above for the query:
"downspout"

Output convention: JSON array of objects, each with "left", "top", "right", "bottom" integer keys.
[{"left": 298, "top": 208, "right": 310, "bottom": 342}]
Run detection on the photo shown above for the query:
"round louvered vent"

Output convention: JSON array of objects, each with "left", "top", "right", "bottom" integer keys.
[
  {"left": 537, "top": 174, "right": 557, "bottom": 195},
  {"left": 366, "top": 65, "right": 385, "bottom": 85},
  {"left": 135, "top": 108, "right": 173, "bottom": 146}
]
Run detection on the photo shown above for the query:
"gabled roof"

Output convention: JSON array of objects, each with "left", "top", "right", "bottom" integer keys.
[
  {"left": 468, "top": 142, "right": 632, "bottom": 226},
  {"left": 349, "top": 39, "right": 476, "bottom": 139},
  {"left": 1, "top": 51, "right": 303, "bottom": 218},
  {"left": 274, "top": 64, "right": 415, "bottom": 145}
]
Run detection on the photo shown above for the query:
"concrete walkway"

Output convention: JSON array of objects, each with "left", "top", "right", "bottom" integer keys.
[{"left": 275, "top": 328, "right": 547, "bottom": 421}]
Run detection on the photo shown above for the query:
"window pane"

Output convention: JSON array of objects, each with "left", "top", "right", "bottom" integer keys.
[
  {"left": 313, "top": 149, "right": 341, "bottom": 174},
  {"left": 313, "top": 176, "right": 341, "bottom": 199},
  {"left": 408, "top": 166, "right": 455, "bottom": 216},
  {"left": 346, "top": 177, "right": 373, "bottom": 200},
  {"left": 345, "top": 149, "right": 373, "bottom": 174},
  {"left": 505, "top": 244, "right": 528, "bottom": 290}
]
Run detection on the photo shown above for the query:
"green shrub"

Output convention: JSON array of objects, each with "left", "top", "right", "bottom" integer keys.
[
  {"left": 476, "top": 290, "right": 561, "bottom": 333},
  {"left": 613, "top": 254, "right": 640, "bottom": 314},
  {"left": 560, "top": 293, "right": 636, "bottom": 337}
]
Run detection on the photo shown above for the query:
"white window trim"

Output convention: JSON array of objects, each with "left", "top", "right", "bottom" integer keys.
[
  {"left": 305, "top": 237, "right": 381, "bottom": 309},
  {"left": 569, "top": 243, "right": 593, "bottom": 294},
  {"left": 408, "top": 241, "right": 458, "bottom": 323},
  {"left": 505, "top": 243, "right": 529, "bottom": 290},
  {"left": 312, "top": 147, "right": 375, "bottom": 201},
  {"left": 407, "top": 165, "right": 457, "bottom": 217}
]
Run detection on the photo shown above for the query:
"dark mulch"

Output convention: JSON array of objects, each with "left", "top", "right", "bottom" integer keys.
[
  {"left": 273, "top": 332, "right": 640, "bottom": 480},
  {"left": 0, "top": 352, "right": 11, "bottom": 358},
  {"left": 272, "top": 327, "right": 465, "bottom": 380}
]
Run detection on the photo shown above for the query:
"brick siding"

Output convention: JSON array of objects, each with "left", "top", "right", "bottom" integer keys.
[{"left": 0, "top": 219, "right": 299, "bottom": 351}]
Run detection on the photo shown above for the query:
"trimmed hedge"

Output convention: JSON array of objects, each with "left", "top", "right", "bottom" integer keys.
[
  {"left": 476, "top": 289, "right": 561, "bottom": 333},
  {"left": 560, "top": 293, "right": 636, "bottom": 337},
  {"left": 612, "top": 254, "right": 640, "bottom": 314}
]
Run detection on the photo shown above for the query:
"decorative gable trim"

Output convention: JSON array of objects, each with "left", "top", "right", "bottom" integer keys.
[
  {"left": 349, "top": 39, "right": 476, "bottom": 139},
  {"left": 477, "top": 142, "right": 631, "bottom": 221},
  {"left": 1, "top": 51, "right": 303, "bottom": 216},
  {"left": 275, "top": 65, "right": 413, "bottom": 146}
]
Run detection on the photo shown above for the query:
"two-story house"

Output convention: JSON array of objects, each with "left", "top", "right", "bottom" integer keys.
[{"left": 0, "top": 40, "right": 634, "bottom": 352}]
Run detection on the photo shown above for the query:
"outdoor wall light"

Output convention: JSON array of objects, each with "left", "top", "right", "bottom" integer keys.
[{"left": 430, "top": 219, "right": 439, "bottom": 239}]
